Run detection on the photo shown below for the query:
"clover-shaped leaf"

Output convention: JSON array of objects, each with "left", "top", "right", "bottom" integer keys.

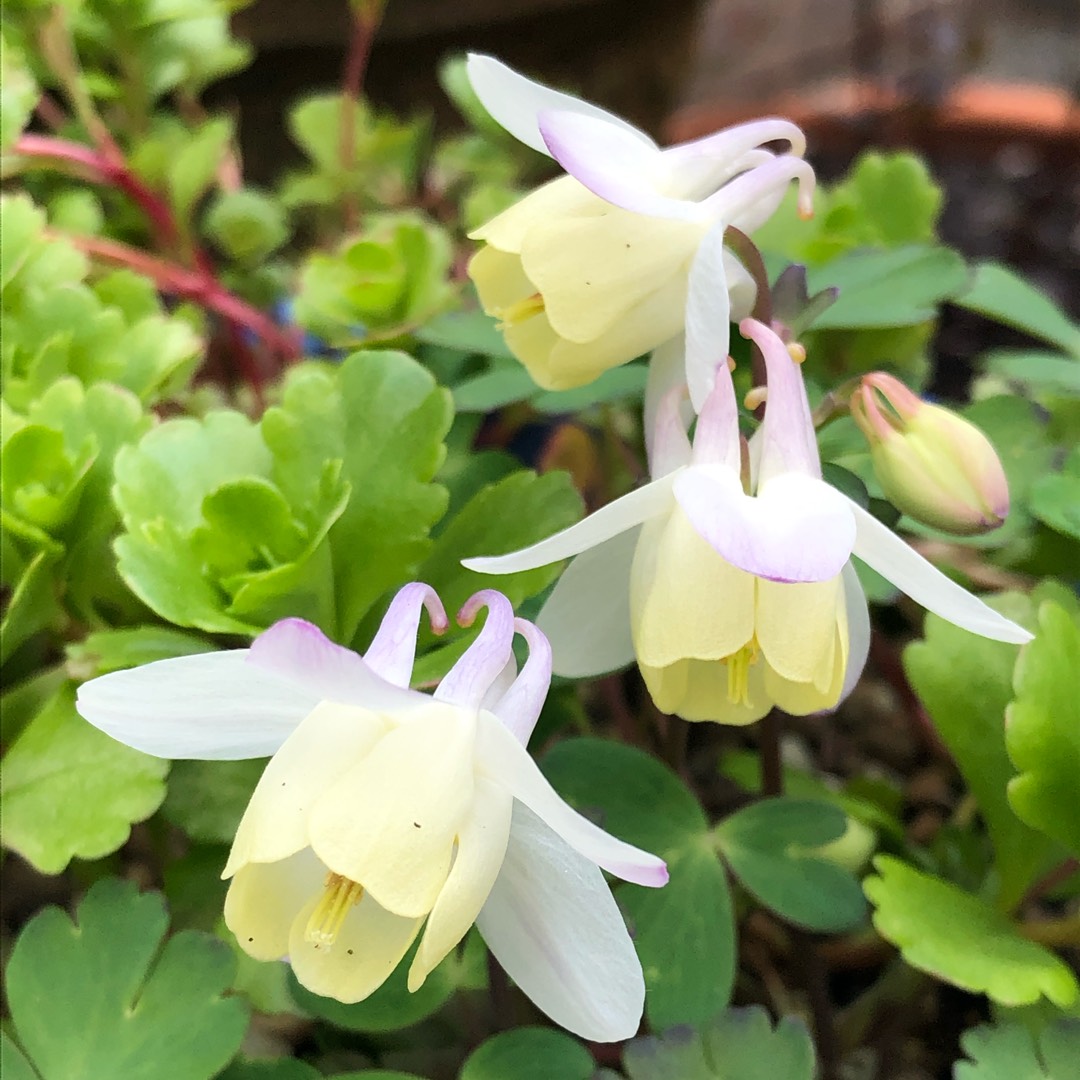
[
  {"left": 955, "top": 1019, "right": 1080, "bottom": 1080},
  {"left": 622, "top": 1007, "right": 815, "bottom": 1080},
  {"left": 543, "top": 738, "right": 736, "bottom": 1029},
  {"left": 715, "top": 797, "right": 867, "bottom": 932},
  {"left": 1006, "top": 601, "right": 1080, "bottom": 857},
  {"left": 864, "top": 856, "right": 1078, "bottom": 1008},
  {"left": 4, "top": 878, "right": 248, "bottom": 1080}
]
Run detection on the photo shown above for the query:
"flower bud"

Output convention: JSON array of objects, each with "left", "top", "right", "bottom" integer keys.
[{"left": 851, "top": 373, "right": 1009, "bottom": 535}]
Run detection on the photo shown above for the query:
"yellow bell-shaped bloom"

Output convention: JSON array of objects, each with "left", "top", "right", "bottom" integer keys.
[
  {"left": 464, "top": 229, "right": 1031, "bottom": 723},
  {"left": 465, "top": 53, "right": 813, "bottom": 391}
]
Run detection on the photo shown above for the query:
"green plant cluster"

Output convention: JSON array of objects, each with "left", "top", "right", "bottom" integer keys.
[{"left": 2, "top": 2, "right": 1079, "bottom": 1079}]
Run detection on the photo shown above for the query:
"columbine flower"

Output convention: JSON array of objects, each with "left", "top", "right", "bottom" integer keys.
[
  {"left": 463, "top": 231, "right": 1031, "bottom": 723},
  {"left": 465, "top": 53, "right": 814, "bottom": 391},
  {"left": 76, "top": 584, "right": 667, "bottom": 1041},
  {"left": 851, "top": 371, "right": 1009, "bottom": 535}
]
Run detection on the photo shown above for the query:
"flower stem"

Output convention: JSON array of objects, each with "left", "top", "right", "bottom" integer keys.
[
  {"left": 16, "top": 133, "right": 179, "bottom": 249},
  {"left": 52, "top": 231, "right": 299, "bottom": 368},
  {"left": 339, "top": 0, "right": 384, "bottom": 229}
]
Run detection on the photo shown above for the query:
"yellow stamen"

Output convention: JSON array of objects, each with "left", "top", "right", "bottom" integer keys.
[
  {"left": 787, "top": 342, "right": 807, "bottom": 364},
  {"left": 496, "top": 293, "right": 545, "bottom": 328},
  {"left": 305, "top": 873, "right": 364, "bottom": 948},
  {"left": 744, "top": 386, "right": 768, "bottom": 411},
  {"left": 725, "top": 638, "right": 759, "bottom": 706}
]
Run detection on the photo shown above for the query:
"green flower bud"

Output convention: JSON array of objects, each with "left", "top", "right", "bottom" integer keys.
[{"left": 851, "top": 372, "right": 1009, "bottom": 535}]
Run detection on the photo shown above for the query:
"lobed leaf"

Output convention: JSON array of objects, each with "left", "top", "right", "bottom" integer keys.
[
  {"left": 864, "top": 856, "right": 1078, "bottom": 1008},
  {"left": 5, "top": 879, "right": 247, "bottom": 1080},
  {"left": 1006, "top": 602, "right": 1080, "bottom": 856},
  {"left": 1, "top": 685, "right": 169, "bottom": 873}
]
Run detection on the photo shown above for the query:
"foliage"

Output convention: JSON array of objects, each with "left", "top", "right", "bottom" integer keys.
[{"left": 2, "top": 3, "right": 1078, "bottom": 1079}]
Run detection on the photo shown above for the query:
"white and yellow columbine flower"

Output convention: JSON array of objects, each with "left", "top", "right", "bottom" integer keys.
[
  {"left": 76, "top": 584, "right": 667, "bottom": 1042},
  {"left": 464, "top": 231, "right": 1031, "bottom": 723},
  {"left": 466, "top": 53, "right": 814, "bottom": 393}
]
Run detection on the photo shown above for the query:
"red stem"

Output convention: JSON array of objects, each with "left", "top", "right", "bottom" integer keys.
[
  {"left": 53, "top": 231, "right": 299, "bottom": 364},
  {"left": 339, "top": 4, "right": 381, "bottom": 229},
  {"left": 17, "top": 133, "right": 179, "bottom": 249}
]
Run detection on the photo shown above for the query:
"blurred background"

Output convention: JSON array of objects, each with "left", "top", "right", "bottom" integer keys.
[{"left": 221, "top": 0, "right": 1079, "bottom": 332}]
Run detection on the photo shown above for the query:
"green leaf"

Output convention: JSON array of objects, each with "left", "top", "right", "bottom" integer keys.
[
  {"left": 453, "top": 367, "right": 537, "bottom": 412},
  {"left": 1006, "top": 602, "right": 1080, "bottom": 856},
  {"left": 807, "top": 246, "right": 968, "bottom": 329},
  {"left": 65, "top": 626, "right": 216, "bottom": 680},
  {"left": 163, "top": 759, "right": 266, "bottom": 844},
  {"left": 294, "top": 214, "right": 454, "bottom": 340},
  {"left": 0, "top": 685, "right": 169, "bottom": 874},
  {"left": 956, "top": 263, "right": 1080, "bottom": 357},
  {"left": 833, "top": 151, "right": 942, "bottom": 246},
  {"left": 460, "top": 1028, "right": 594, "bottom": 1080},
  {"left": 288, "top": 931, "right": 483, "bottom": 1033},
  {"left": 903, "top": 592, "right": 1056, "bottom": 908},
  {"left": 1, "top": 33, "right": 38, "bottom": 153},
  {"left": 204, "top": 187, "right": 290, "bottom": 265},
  {"left": 864, "top": 856, "right": 1079, "bottom": 1008},
  {"left": 5, "top": 878, "right": 248, "bottom": 1080},
  {"left": 1029, "top": 448, "right": 1080, "bottom": 541},
  {"left": 982, "top": 351, "right": 1080, "bottom": 398},
  {"left": 531, "top": 364, "right": 649, "bottom": 414},
  {"left": 414, "top": 469, "right": 582, "bottom": 635},
  {"left": 262, "top": 351, "right": 452, "bottom": 644},
  {"left": 1, "top": 1032, "right": 37, "bottom": 1080},
  {"left": 542, "top": 738, "right": 736, "bottom": 1027},
  {"left": 622, "top": 846, "right": 736, "bottom": 1030},
  {"left": 955, "top": 1019, "right": 1080, "bottom": 1080},
  {"left": 622, "top": 1006, "right": 815, "bottom": 1080},
  {"left": 714, "top": 797, "right": 867, "bottom": 932},
  {"left": 217, "top": 1062, "right": 321, "bottom": 1080},
  {"left": 416, "top": 307, "right": 515, "bottom": 360},
  {"left": 170, "top": 117, "right": 233, "bottom": 221}
]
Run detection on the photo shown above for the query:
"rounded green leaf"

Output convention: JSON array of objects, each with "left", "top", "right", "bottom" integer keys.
[
  {"left": 460, "top": 1028, "right": 594, "bottom": 1080},
  {"left": 542, "top": 737, "right": 707, "bottom": 854},
  {"left": 865, "top": 856, "right": 1079, "bottom": 1008},
  {"left": 715, "top": 798, "right": 867, "bottom": 932},
  {"left": 542, "top": 739, "right": 734, "bottom": 1026},
  {"left": 1, "top": 686, "right": 169, "bottom": 874},
  {"left": 5, "top": 878, "right": 248, "bottom": 1080}
]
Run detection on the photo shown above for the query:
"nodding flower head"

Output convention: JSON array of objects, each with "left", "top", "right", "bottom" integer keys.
[
  {"left": 75, "top": 583, "right": 667, "bottom": 1042},
  {"left": 465, "top": 53, "right": 814, "bottom": 392}
]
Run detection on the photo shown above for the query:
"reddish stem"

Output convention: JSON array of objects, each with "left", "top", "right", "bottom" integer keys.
[
  {"left": 54, "top": 231, "right": 299, "bottom": 366},
  {"left": 17, "top": 133, "right": 179, "bottom": 249},
  {"left": 339, "top": 4, "right": 381, "bottom": 229}
]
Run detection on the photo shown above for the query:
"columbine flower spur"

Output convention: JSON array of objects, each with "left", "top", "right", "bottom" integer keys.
[
  {"left": 464, "top": 229, "right": 1032, "bottom": 723},
  {"left": 76, "top": 584, "right": 668, "bottom": 1041},
  {"left": 465, "top": 53, "right": 814, "bottom": 392}
]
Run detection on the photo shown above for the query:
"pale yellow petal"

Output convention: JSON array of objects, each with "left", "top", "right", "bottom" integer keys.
[
  {"left": 408, "top": 778, "right": 514, "bottom": 991},
  {"left": 469, "top": 175, "right": 602, "bottom": 252},
  {"left": 631, "top": 511, "right": 755, "bottom": 670},
  {"left": 468, "top": 245, "right": 537, "bottom": 315},
  {"left": 307, "top": 702, "right": 477, "bottom": 919},
  {"left": 224, "top": 847, "right": 325, "bottom": 961},
  {"left": 288, "top": 889, "right": 422, "bottom": 1004},
  {"left": 521, "top": 210, "right": 704, "bottom": 343},
  {"left": 223, "top": 702, "right": 391, "bottom": 878},
  {"left": 640, "top": 657, "right": 771, "bottom": 724},
  {"left": 755, "top": 576, "right": 842, "bottom": 685}
]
